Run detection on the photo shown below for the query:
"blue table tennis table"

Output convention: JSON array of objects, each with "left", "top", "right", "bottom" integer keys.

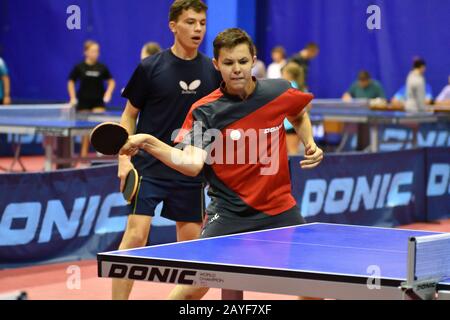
[
  {"left": 309, "top": 100, "right": 450, "bottom": 152},
  {"left": 0, "top": 104, "right": 122, "bottom": 171},
  {"left": 97, "top": 223, "right": 450, "bottom": 300}
]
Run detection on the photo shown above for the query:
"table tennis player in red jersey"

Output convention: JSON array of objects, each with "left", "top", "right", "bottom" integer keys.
[{"left": 120, "top": 28, "right": 323, "bottom": 299}]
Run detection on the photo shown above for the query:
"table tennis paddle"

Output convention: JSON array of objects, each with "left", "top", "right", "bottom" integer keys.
[
  {"left": 123, "top": 168, "right": 139, "bottom": 204},
  {"left": 90, "top": 122, "right": 129, "bottom": 155}
]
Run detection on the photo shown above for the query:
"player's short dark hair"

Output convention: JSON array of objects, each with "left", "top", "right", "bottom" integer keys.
[
  {"left": 213, "top": 28, "right": 255, "bottom": 60},
  {"left": 305, "top": 42, "right": 319, "bottom": 50},
  {"left": 358, "top": 70, "right": 371, "bottom": 81},
  {"left": 413, "top": 58, "right": 426, "bottom": 69},
  {"left": 169, "top": 0, "right": 208, "bottom": 22}
]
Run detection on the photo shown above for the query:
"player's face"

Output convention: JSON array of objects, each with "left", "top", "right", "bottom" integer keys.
[
  {"left": 359, "top": 79, "right": 370, "bottom": 88},
  {"left": 214, "top": 43, "right": 256, "bottom": 95},
  {"left": 272, "top": 51, "right": 284, "bottom": 63},
  {"left": 85, "top": 44, "right": 100, "bottom": 62},
  {"left": 170, "top": 9, "right": 206, "bottom": 50},
  {"left": 419, "top": 65, "right": 426, "bottom": 74},
  {"left": 309, "top": 48, "right": 319, "bottom": 59}
]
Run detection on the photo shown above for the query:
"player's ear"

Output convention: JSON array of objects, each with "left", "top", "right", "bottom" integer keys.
[
  {"left": 169, "top": 21, "right": 176, "bottom": 34},
  {"left": 252, "top": 55, "right": 257, "bottom": 68},
  {"left": 212, "top": 58, "right": 220, "bottom": 71}
]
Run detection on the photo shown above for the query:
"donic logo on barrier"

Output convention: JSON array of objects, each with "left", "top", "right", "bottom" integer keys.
[
  {"left": 0, "top": 193, "right": 127, "bottom": 246},
  {"left": 380, "top": 128, "right": 450, "bottom": 151},
  {"left": 300, "top": 171, "right": 415, "bottom": 217},
  {"left": 427, "top": 163, "right": 450, "bottom": 197},
  {"left": 300, "top": 163, "right": 450, "bottom": 217}
]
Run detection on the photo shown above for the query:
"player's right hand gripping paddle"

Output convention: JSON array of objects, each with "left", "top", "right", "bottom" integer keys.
[
  {"left": 90, "top": 122, "right": 129, "bottom": 155},
  {"left": 123, "top": 168, "right": 139, "bottom": 204}
]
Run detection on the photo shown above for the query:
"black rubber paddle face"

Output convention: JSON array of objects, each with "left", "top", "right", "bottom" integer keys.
[
  {"left": 123, "top": 169, "right": 138, "bottom": 203},
  {"left": 90, "top": 123, "right": 129, "bottom": 155}
]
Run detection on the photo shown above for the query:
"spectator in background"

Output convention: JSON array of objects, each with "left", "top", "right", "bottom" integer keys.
[
  {"left": 0, "top": 57, "right": 11, "bottom": 105},
  {"left": 342, "top": 71, "right": 385, "bottom": 151},
  {"left": 68, "top": 40, "right": 115, "bottom": 110},
  {"left": 68, "top": 40, "right": 116, "bottom": 157},
  {"left": 281, "top": 62, "right": 306, "bottom": 155},
  {"left": 282, "top": 62, "right": 305, "bottom": 91},
  {"left": 267, "top": 46, "right": 287, "bottom": 79},
  {"left": 405, "top": 58, "right": 427, "bottom": 112},
  {"left": 391, "top": 83, "right": 433, "bottom": 108},
  {"left": 251, "top": 46, "right": 266, "bottom": 79},
  {"left": 289, "top": 42, "right": 319, "bottom": 89},
  {"left": 342, "top": 70, "right": 385, "bottom": 101},
  {"left": 436, "top": 75, "right": 450, "bottom": 105},
  {"left": 140, "top": 42, "right": 162, "bottom": 60}
]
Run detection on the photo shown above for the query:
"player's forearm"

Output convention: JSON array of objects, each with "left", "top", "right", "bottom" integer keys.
[
  {"left": 119, "top": 103, "right": 139, "bottom": 164},
  {"left": 67, "top": 81, "right": 76, "bottom": 100},
  {"left": 120, "top": 108, "right": 137, "bottom": 136},
  {"left": 3, "top": 76, "right": 10, "bottom": 97},
  {"left": 105, "top": 79, "right": 116, "bottom": 96},
  {"left": 294, "top": 112, "right": 315, "bottom": 147},
  {"left": 141, "top": 136, "right": 203, "bottom": 177}
]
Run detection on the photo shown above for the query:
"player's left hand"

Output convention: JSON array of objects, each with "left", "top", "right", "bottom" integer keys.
[
  {"left": 103, "top": 93, "right": 112, "bottom": 104},
  {"left": 300, "top": 143, "right": 323, "bottom": 169},
  {"left": 120, "top": 134, "right": 149, "bottom": 157}
]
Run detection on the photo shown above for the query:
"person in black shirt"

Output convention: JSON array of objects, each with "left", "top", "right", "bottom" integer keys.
[
  {"left": 289, "top": 42, "right": 319, "bottom": 90},
  {"left": 68, "top": 40, "right": 115, "bottom": 111},
  {"left": 112, "top": 0, "right": 221, "bottom": 300},
  {"left": 68, "top": 40, "right": 115, "bottom": 156}
]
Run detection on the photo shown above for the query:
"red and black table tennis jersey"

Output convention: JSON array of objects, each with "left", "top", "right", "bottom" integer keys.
[{"left": 175, "top": 79, "right": 313, "bottom": 217}]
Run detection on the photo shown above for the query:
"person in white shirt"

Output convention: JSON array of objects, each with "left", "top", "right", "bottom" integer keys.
[
  {"left": 251, "top": 45, "right": 267, "bottom": 79},
  {"left": 436, "top": 75, "right": 450, "bottom": 106},
  {"left": 267, "top": 46, "right": 287, "bottom": 79},
  {"left": 405, "top": 58, "right": 427, "bottom": 112}
]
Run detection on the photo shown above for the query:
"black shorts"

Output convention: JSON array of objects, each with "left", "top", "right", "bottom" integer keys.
[
  {"left": 127, "top": 176, "right": 205, "bottom": 222},
  {"left": 76, "top": 99, "right": 104, "bottom": 111},
  {"left": 200, "top": 205, "right": 306, "bottom": 238}
]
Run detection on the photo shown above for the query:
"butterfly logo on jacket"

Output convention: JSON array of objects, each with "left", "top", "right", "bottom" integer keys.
[{"left": 179, "top": 80, "right": 201, "bottom": 95}]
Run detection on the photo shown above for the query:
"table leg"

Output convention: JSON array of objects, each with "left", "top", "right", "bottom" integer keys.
[
  {"left": 44, "top": 137, "right": 54, "bottom": 172},
  {"left": 0, "top": 134, "right": 27, "bottom": 172},
  {"left": 55, "top": 136, "right": 73, "bottom": 170},
  {"left": 369, "top": 124, "right": 379, "bottom": 152},
  {"left": 411, "top": 125, "right": 419, "bottom": 148},
  {"left": 357, "top": 123, "right": 371, "bottom": 151},
  {"left": 221, "top": 289, "right": 244, "bottom": 300}
]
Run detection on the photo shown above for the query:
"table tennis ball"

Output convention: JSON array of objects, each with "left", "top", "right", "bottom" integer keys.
[{"left": 230, "top": 130, "right": 241, "bottom": 141}]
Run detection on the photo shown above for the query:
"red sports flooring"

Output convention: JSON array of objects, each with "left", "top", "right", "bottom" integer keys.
[{"left": 1, "top": 155, "right": 449, "bottom": 300}]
